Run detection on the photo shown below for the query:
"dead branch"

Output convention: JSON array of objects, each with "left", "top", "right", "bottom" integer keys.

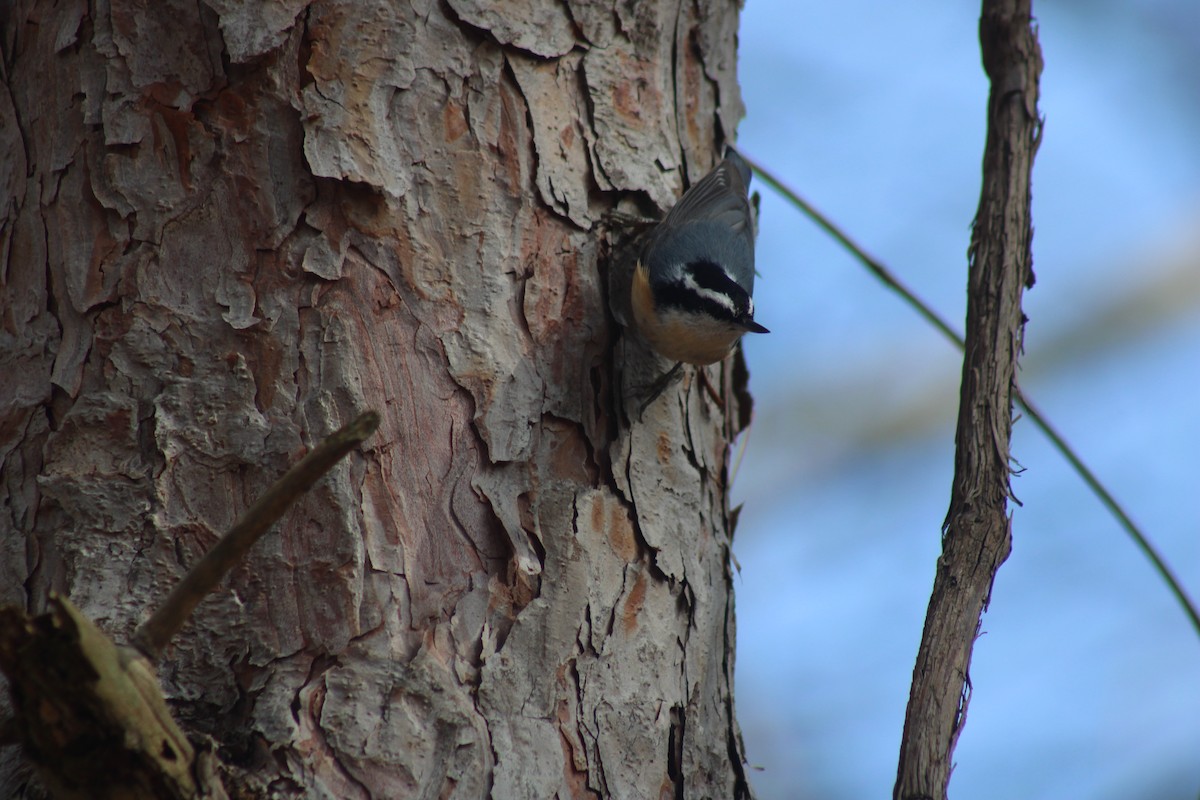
[
  {"left": 893, "top": 2, "right": 1042, "bottom": 799},
  {"left": 132, "top": 410, "right": 380, "bottom": 662},
  {"left": 0, "top": 411, "right": 379, "bottom": 799}
]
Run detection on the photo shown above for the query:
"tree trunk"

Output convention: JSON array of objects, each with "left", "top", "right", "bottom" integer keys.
[{"left": 0, "top": 1, "right": 754, "bottom": 797}]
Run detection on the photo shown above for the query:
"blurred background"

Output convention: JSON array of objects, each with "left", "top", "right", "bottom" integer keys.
[{"left": 731, "top": 1, "right": 1200, "bottom": 798}]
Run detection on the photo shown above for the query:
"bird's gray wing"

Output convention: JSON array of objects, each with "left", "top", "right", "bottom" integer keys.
[{"left": 660, "top": 154, "right": 752, "bottom": 237}]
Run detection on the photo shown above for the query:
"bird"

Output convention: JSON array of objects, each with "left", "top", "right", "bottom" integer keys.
[{"left": 628, "top": 148, "right": 768, "bottom": 411}]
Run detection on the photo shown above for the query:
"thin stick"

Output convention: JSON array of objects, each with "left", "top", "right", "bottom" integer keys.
[
  {"left": 132, "top": 411, "right": 381, "bottom": 662},
  {"left": 737, "top": 150, "right": 963, "bottom": 350},
  {"left": 1014, "top": 389, "right": 1200, "bottom": 634},
  {"left": 737, "top": 153, "right": 1200, "bottom": 640}
]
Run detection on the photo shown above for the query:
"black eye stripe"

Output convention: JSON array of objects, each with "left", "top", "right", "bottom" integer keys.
[
  {"left": 655, "top": 260, "right": 754, "bottom": 324},
  {"left": 657, "top": 283, "right": 743, "bottom": 323}
]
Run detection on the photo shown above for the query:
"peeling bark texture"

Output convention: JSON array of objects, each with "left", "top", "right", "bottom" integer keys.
[
  {"left": 0, "top": 1, "right": 754, "bottom": 798},
  {"left": 894, "top": 2, "right": 1041, "bottom": 799}
]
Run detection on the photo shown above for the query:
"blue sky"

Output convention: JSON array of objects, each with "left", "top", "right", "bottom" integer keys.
[{"left": 731, "top": 2, "right": 1200, "bottom": 798}]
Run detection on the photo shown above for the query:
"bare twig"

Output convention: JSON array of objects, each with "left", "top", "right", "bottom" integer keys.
[
  {"left": 132, "top": 411, "right": 381, "bottom": 662},
  {"left": 738, "top": 90, "right": 1200, "bottom": 643},
  {"left": 736, "top": 151, "right": 963, "bottom": 350},
  {"left": 1012, "top": 389, "right": 1200, "bottom": 634}
]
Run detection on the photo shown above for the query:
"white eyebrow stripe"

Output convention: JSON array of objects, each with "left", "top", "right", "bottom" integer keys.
[{"left": 681, "top": 268, "right": 739, "bottom": 314}]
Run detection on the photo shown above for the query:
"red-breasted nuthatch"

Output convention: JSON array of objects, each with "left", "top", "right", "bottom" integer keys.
[{"left": 631, "top": 149, "right": 769, "bottom": 371}]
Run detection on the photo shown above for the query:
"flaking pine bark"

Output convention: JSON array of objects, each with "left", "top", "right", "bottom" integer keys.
[{"left": 0, "top": 1, "right": 756, "bottom": 797}]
